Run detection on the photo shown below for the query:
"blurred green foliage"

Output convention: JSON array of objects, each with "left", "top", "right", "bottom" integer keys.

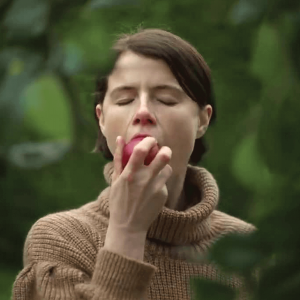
[{"left": 0, "top": 0, "right": 300, "bottom": 299}]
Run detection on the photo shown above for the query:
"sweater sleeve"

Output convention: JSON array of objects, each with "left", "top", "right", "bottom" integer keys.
[{"left": 12, "top": 214, "right": 157, "bottom": 300}]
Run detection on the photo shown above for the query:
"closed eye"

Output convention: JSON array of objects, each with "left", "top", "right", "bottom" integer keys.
[
  {"left": 116, "top": 99, "right": 177, "bottom": 106},
  {"left": 159, "top": 100, "right": 177, "bottom": 106},
  {"left": 117, "top": 99, "right": 134, "bottom": 106}
]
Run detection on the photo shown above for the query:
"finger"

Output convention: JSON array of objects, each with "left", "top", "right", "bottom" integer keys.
[
  {"left": 153, "top": 164, "right": 173, "bottom": 192},
  {"left": 149, "top": 146, "right": 172, "bottom": 178},
  {"left": 113, "top": 136, "right": 125, "bottom": 179},
  {"left": 125, "top": 137, "right": 158, "bottom": 174}
]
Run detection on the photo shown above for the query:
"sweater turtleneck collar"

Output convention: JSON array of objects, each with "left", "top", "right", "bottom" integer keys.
[{"left": 96, "top": 162, "right": 219, "bottom": 247}]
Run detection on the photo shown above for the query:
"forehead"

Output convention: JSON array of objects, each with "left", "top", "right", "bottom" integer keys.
[{"left": 108, "top": 51, "right": 179, "bottom": 87}]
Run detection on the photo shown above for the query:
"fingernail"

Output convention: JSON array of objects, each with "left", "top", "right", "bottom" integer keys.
[{"left": 116, "top": 136, "right": 119, "bottom": 144}]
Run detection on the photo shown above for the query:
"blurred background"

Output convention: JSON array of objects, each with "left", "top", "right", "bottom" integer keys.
[{"left": 0, "top": 0, "right": 300, "bottom": 299}]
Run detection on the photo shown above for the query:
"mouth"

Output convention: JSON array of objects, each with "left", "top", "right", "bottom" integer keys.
[
  {"left": 131, "top": 134, "right": 152, "bottom": 141},
  {"left": 129, "top": 133, "right": 161, "bottom": 148}
]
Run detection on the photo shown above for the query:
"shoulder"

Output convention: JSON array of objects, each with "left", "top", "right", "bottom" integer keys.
[
  {"left": 26, "top": 209, "right": 92, "bottom": 243},
  {"left": 210, "top": 210, "right": 257, "bottom": 236},
  {"left": 24, "top": 207, "right": 103, "bottom": 269}
]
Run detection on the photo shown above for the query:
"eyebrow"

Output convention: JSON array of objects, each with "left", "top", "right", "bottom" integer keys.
[
  {"left": 110, "top": 84, "right": 185, "bottom": 98},
  {"left": 153, "top": 85, "right": 185, "bottom": 95}
]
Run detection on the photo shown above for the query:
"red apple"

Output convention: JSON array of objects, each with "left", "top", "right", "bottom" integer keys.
[{"left": 122, "top": 136, "right": 159, "bottom": 170}]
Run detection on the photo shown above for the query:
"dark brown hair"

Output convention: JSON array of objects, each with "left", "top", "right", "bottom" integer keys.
[{"left": 93, "top": 28, "right": 216, "bottom": 165}]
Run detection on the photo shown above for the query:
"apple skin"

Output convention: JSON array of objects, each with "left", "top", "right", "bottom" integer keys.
[{"left": 122, "top": 136, "right": 160, "bottom": 170}]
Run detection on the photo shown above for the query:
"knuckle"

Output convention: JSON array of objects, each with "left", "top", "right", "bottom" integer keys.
[
  {"left": 160, "top": 153, "right": 171, "bottom": 162},
  {"left": 134, "top": 147, "right": 147, "bottom": 156},
  {"left": 121, "top": 172, "right": 133, "bottom": 183},
  {"left": 145, "top": 136, "right": 156, "bottom": 142},
  {"left": 159, "top": 165, "right": 172, "bottom": 178}
]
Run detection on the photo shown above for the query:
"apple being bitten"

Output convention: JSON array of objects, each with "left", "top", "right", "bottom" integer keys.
[{"left": 122, "top": 137, "right": 160, "bottom": 170}]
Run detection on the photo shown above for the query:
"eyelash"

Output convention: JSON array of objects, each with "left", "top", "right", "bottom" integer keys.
[{"left": 117, "top": 99, "right": 176, "bottom": 106}]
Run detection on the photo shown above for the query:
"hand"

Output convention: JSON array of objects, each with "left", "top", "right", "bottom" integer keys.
[{"left": 108, "top": 136, "right": 173, "bottom": 235}]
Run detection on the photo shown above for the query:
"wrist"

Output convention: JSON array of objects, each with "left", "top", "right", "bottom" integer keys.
[{"left": 104, "top": 225, "right": 147, "bottom": 261}]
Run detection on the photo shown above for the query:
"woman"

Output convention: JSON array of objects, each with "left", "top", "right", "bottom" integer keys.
[{"left": 13, "top": 28, "right": 256, "bottom": 300}]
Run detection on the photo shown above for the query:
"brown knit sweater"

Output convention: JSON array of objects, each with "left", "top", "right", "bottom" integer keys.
[{"left": 12, "top": 162, "right": 256, "bottom": 300}]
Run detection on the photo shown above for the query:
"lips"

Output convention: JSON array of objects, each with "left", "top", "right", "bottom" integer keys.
[
  {"left": 128, "top": 133, "right": 161, "bottom": 149},
  {"left": 130, "top": 133, "right": 152, "bottom": 141}
]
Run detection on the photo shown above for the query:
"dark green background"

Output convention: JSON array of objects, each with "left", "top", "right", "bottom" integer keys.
[{"left": 1, "top": 0, "right": 300, "bottom": 299}]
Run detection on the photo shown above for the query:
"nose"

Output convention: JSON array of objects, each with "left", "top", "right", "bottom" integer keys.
[{"left": 133, "top": 101, "right": 157, "bottom": 126}]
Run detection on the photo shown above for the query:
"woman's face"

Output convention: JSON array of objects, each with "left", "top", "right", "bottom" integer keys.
[{"left": 96, "top": 51, "right": 212, "bottom": 173}]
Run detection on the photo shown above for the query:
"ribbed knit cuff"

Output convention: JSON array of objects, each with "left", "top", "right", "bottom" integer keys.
[{"left": 92, "top": 248, "right": 157, "bottom": 299}]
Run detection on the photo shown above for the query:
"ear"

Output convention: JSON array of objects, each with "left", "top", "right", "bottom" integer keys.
[
  {"left": 196, "top": 105, "right": 213, "bottom": 138},
  {"left": 96, "top": 104, "right": 106, "bottom": 137}
]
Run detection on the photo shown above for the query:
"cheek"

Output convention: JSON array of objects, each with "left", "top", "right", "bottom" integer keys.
[
  {"left": 167, "top": 115, "right": 197, "bottom": 157},
  {"left": 103, "top": 111, "right": 128, "bottom": 154}
]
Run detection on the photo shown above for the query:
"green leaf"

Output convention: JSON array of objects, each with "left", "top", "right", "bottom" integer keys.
[
  {"left": 232, "top": 133, "right": 274, "bottom": 192},
  {"left": 209, "top": 233, "right": 263, "bottom": 274},
  {"left": 7, "top": 59, "right": 25, "bottom": 76},
  {"left": 259, "top": 96, "right": 300, "bottom": 177},
  {"left": 258, "top": 256, "right": 300, "bottom": 300},
  {"left": 62, "top": 42, "right": 84, "bottom": 75},
  {"left": 57, "top": 12, "right": 113, "bottom": 69},
  {"left": 190, "top": 277, "right": 235, "bottom": 300},
  {"left": 251, "top": 23, "right": 286, "bottom": 85},
  {"left": 22, "top": 74, "right": 73, "bottom": 141},
  {"left": 0, "top": 48, "right": 43, "bottom": 108},
  {"left": 47, "top": 41, "right": 84, "bottom": 75},
  {"left": 89, "top": 0, "right": 139, "bottom": 9},
  {"left": 0, "top": 49, "right": 43, "bottom": 146},
  {"left": 230, "top": 0, "right": 266, "bottom": 24},
  {"left": 4, "top": 0, "right": 50, "bottom": 40}
]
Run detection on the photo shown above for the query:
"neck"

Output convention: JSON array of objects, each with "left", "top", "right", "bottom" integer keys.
[{"left": 165, "top": 168, "right": 187, "bottom": 211}]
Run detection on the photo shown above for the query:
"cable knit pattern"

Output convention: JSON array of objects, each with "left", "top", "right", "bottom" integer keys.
[{"left": 12, "top": 162, "right": 256, "bottom": 300}]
